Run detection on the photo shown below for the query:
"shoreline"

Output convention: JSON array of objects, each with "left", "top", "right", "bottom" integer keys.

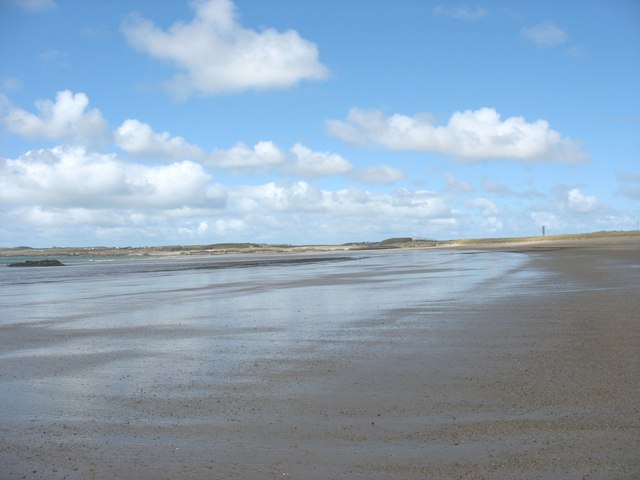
[{"left": 1, "top": 230, "right": 639, "bottom": 259}]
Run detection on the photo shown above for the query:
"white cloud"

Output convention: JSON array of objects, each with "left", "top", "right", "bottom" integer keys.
[
  {"left": 433, "top": 5, "right": 487, "bottom": 21},
  {"left": 521, "top": 21, "right": 568, "bottom": 48},
  {"left": 594, "top": 214, "right": 635, "bottom": 229},
  {"left": 350, "top": 165, "right": 405, "bottom": 185},
  {"left": 327, "top": 107, "right": 585, "bottom": 163},
  {"left": 531, "top": 211, "right": 562, "bottom": 231},
  {"left": 7, "top": 0, "right": 55, "bottom": 12},
  {"left": 467, "top": 197, "right": 498, "bottom": 216},
  {"left": 122, "top": 0, "right": 328, "bottom": 97},
  {"left": 211, "top": 218, "right": 246, "bottom": 235},
  {"left": 231, "top": 182, "right": 450, "bottom": 220},
  {"left": 370, "top": 188, "right": 451, "bottom": 219},
  {"left": 526, "top": 188, "right": 634, "bottom": 235},
  {"left": 481, "top": 216, "right": 503, "bottom": 231},
  {"left": 209, "top": 140, "right": 399, "bottom": 184},
  {"left": 15, "top": 206, "right": 126, "bottom": 228},
  {"left": 233, "top": 181, "right": 323, "bottom": 214},
  {"left": 194, "top": 218, "right": 246, "bottom": 236},
  {"left": 1, "top": 148, "right": 455, "bottom": 244},
  {"left": 289, "top": 143, "right": 352, "bottom": 177},
  {"left": 564, "top": 188, "right": 598, "bottom": 213},
  {"left": 219, "top": 181, "right": 455, "bottom": 242},
  {"left": 208, "top": 141, "right": 285, "bottom": 169},
  {"left": 3, "top": 90, "right": 108, "bottom": 146},
  {"left": 115, "top": 119, "right": 204, "bottom": 161},
  {"left": 0, "top": 145, "right": 224, "bottom": 210}
]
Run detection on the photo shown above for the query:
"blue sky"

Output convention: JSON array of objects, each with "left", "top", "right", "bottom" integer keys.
[{"left": 1, "top": 0, "right": 639, "bottom": 247}]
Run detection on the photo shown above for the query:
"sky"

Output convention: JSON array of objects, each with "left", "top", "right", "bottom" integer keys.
[{"left": 0, "top": 0, "right": 639, "bottom": 247}]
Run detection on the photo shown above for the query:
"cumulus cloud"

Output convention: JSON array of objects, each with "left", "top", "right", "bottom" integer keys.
[
  {"left": 521, "top": 21, "right": 568, "bottom": 47},
  {"left": 122, "top": 0, "right": 328, "bottom": 97},
  {"left": 594, "top": 214, "right": 636, "bottom": 229},
  {"left": 15, "top": 206, "right": 127, "bottom": 229},
  {"left": 196, "top": 218, "right": 247, "bottom": 236},
  {"left": 0, "top": 145, "right": 224, "bottom": 210},
  {"left": 207, "top": 140, "right": 401, "bottom": 184},
  {"left": 528, "top": 188, "right": 635, "bottom": 235},
  {"left": 114, "top": 119, "right": 204, "bottom": 161},
  {"left": 481, "top": 216, "right": 503, "bottom": 232},
  {"left": 289, "top": 143, "right": 352, "bottom": 177},
  {"left": 219, "top": 182, "right": 456, "bottom": 244},
  {"left": 233, "top": 181, "right": 322, "bottom": 214},
  {"left": 327, "top": 107, "right": 585, "bottom": 163},
  {"left": 208, "top": 141, "right": 285, "bottom": 169},
  {"left": 2, "top": 90, "right": 108, "bottom": 146},
  {"left": 231, "top": 181, "right": 450, "bottom": 220},
  {"left": 1, "top": 147, "right": 451, "bottom": 244},
  {"left": 433, "top": 5, "right": 487, "bottom": 21},
  {"left": 564, "top": 188, "right": 598, "bottom": 213}
]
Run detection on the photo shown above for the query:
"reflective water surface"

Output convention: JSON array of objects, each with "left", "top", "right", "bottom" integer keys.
[{"left": 0, "top": 249, "right": 534, "bottom": 424}]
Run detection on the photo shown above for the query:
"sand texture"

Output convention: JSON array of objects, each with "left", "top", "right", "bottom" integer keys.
[{"left": 1, "top": 242, "right": 639, "bottom": 479}]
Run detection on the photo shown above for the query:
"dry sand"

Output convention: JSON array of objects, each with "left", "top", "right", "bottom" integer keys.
[{"left": 1, "top": 239, "right": 639, "bottom": 479}]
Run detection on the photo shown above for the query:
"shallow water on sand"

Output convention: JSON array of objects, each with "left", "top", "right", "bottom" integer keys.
[
  {"left": 0, "top": 249, "right": 532, "bottom": 423},
  {"left": 0, "top": 249, "right": 531, "bottom": 329}
]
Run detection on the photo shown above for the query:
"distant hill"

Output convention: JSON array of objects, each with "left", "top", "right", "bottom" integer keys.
[{"left": 2, "top": 230, "right": 638, "bottom": 258}]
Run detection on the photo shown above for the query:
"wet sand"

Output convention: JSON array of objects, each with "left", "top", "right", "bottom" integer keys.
[{"left": 1, "top": 243, "right": 639, "bottom": 479}]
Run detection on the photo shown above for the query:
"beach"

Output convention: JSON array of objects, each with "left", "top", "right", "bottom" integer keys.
[{"left": 1, "top": 238, "right": 639, "bottom": 479}]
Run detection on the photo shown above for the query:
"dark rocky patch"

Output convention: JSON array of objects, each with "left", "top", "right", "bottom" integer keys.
[{"left": 7, "top": 259, "right": 65, "bottom": 267}]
